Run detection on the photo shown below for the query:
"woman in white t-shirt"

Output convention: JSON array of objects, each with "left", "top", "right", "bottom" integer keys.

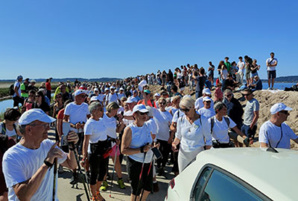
[
  {"left": 153, "top": 98, "right": 172, "bottom": 176},
  {"left": 172, "top": 96, "right": 212, "bottom": 173},
  {"left": 82, "top": 102, "right": 107, "bottom": 201},
  {"left": 210, "top": 102, "right": 247, "bottom": 148},
  {"left": 0, "top": 108, "right": 21, "bottom": 142}
]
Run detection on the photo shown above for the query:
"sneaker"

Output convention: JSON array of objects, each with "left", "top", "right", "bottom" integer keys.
[
  {"left": 117, "top": 178, "right": 126, "bottom": 189},
  {"left": 70, "top": 173, "right": 78, "bottom": 185},
  {"left": 100, "top": 180, "right": 108, "bottom": 191},
  {"left": 268, "top": 87, "right": 271, "bottom": 90},
  {"left": 153, "top": 182, "right": 159, "bottom": 192}
]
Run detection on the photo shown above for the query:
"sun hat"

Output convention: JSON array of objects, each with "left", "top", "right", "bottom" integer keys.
[
  {"left": 203, "top": 96, "right": 212, "bottom": 102},
  {"left": 270, "top": 103, "right": 292, "bottom": 115},
  {"left": 74, "top": 89, "right": 86, "bottom": 96},
  {"left": 203, "top": 88, "right": 211, "bottom": 95},
  {"left": 19, "top": 108, "right": 56, "bottom": 125},
  {"left": 133, "top": 104, "right": 149, "bottom": 114}
]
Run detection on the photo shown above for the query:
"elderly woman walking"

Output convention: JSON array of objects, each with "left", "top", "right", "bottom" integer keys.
[
  {"left": 172, "top": 96, "right": 212, "bottom": 173},
  {"left": 82, "top": 102, "right": 108, "bottom": 201}
]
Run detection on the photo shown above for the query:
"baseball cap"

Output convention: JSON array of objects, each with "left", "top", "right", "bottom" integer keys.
[
  {"left": 17, "top": 75, "right": 23, "bottom": 80},
  {"left": 90, "top": 96, "right": 99, "bottom": 102},
  {"left": 105, "top": 88, "right": 110, "bottom": 91},
  {"left": 19, "top": 108, "right": 56, "bottom": 125},
  {"left": 110, "top": 86, "right": 116, "bottom": 89},
  {"left": 133, "top": 104, "right": 149, "bottom": 114},
  {"left": 203, "top": 88, "right": 211, "bottom": 95},
  {"left": 154, "top": 93, "right": 160, "bottom": 97},
  {"left": 74, "top": 89, "right": 86, "bottom": 96},
  {"left": 30, "top": 79, "right": 36, "bottom": 83},
  {"left": 144, "top": 89, "right": 151, "bottom": 94},
  {"left": 120, "top": 88, "right": 124, "bottom": 91},
  {"left": 270, "top": 103, "right": 292, "bottom": 115},
  {"left": 145, "top": 106, "right": 154, "bottom": 117},
  {"left": 94, "top": 88, "right": 99, "bottom": 92},
  {"left": 126, "top": 97, "right": 138, "bottom": 103},
  {"left": 203, "top": 96, "right": 212, "bottom": 102}
]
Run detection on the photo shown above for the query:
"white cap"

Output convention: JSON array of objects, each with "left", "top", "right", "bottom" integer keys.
[
  {"left": 110, "top": 86, "right": 116, "bottom": 89},
  {"left": 105, "top": 88, "right": 110, "bottom": 91},
  {"left": 203, "top": 96, "right": 212, "bottom": 102},
  {"left": 133, "top": 104, "right": 149, "bottom": 114},
  {"left": 270, "top": 103, "right": 292, "bottom": 115},
  {"left": 74, "top": 89, "right": 86, "bottom": 96},
  {"left": 19, "top": 108, "right": 56, "bottom": 125},
  {"left": 94, "top": 88, "right": 99, "bottom": 92},
  {"left": 90, "top": 96, "right": 99, "bottom": 101},
  {"left": 154, "top": 93, "right": 160, "bottom": 97},
  {"left": 126, "top": 97, "right": 138, "bottom": 103},
  {"left": 203, "top": 88, "right": 211, "bottom": 95},
  {"left": 120, "top": 88, "right": 124, "bottom": 91}
]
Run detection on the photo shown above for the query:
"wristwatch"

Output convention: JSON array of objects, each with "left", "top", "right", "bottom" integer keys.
[{"left": 44, "top": 159, "right": 53, "bottom": 169}]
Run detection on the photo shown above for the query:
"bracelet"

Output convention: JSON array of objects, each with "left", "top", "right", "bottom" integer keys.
[{"left": 44, "top": 159, "right": 53, "bottom": 169}]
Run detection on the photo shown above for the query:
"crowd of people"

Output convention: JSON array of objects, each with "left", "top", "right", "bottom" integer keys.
[{"left": 1, "top": 52, "right": 297, "bottom": 201}]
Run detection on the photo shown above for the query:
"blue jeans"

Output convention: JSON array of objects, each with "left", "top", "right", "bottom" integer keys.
[{"left": 241, "top": 124, "right": 257, "bottom": 139}]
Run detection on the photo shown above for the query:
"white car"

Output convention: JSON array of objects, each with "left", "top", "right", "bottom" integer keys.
[{"left": 165, "top": 148, "right": 298, "bottom": 201}]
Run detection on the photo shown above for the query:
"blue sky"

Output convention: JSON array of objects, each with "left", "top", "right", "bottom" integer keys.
[{"left": 0, "top": 0, "right": 297, "bottom": 80}]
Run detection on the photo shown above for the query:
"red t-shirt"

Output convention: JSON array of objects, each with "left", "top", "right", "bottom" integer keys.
[
  {"left": 45, "top": 82, "right": 51, "bottom": 91},
  {"left": 57, "top": 108, "right": 65, "bottom": 120}
]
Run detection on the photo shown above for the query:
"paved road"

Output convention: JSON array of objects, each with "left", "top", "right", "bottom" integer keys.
[{"left": 48, "top": 130, "right": 173, "bottom": 201}]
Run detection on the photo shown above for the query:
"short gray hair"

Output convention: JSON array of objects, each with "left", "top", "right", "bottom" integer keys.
[
  {"left": 214, "top": 102, "right": 226, "bottom": 113},
  {"left": 106, "top": 102, "right": 119, "bottom": 112},
  {"left": 17, "top": 124, "right": 27, "bottom": 135},
  {"left": 89, "top": 102, "right": 102, "bottom": 114}
]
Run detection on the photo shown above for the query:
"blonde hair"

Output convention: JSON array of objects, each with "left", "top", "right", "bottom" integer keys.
[
  {"left": 179, "top": 96, "right": 195, "bottom": 109},
  {"left": 106, "top": 102, "right": 119, "bottom": 112}
]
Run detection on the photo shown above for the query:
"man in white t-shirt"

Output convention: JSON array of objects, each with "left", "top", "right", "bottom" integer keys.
[
  {"left": 259, "top": 103, "right": 298, "bottom": 149},
  {"left": 266, "top": 52, "right": 278, "bottom": 90},
  {"left": 195, "top": 88, "right": 214, "bottom": 110},
  {"left": 2, "top": 109, "right": 78, "bottom": 201},
  {"left": 237, "top": 56, "right": 245, "bottom": 85},
  {"left": 64, "top": 89, "right": 90, "bottom": 183},
  {"left": 106, "top": 86, "right": 118, "bottom": 105},
  {"left": 198, "top": 97, "right": 215, "bottom": 119}
]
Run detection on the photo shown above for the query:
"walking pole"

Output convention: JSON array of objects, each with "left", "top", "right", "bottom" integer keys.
[
  {"left": 71, "top": 142, "right": 91, "bottom": 201},
  {"left": 52, "top": 157, "right": 58, "bottom": 200},
  {"left": 109, "top": 145, "right": 118, "bottom": 198},
  {"left": 134, "top": 152, "right": 147, "bottom": 201},
  {"left": 139, "top": 153, "right": 154, "bottom": 201}
]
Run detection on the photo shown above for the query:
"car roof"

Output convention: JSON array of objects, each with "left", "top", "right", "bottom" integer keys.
[{"left": 194, "top": 148, "right": 298, "bottom": 200}]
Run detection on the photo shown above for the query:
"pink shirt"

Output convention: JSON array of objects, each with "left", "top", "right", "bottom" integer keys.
[{"left": 214, "top": 87, "right": 223, "bottom": 102}]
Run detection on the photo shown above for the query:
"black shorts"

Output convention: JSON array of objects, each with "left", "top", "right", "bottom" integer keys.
[
  {"left": 267, "top": 70, "right": 276, "bottom": 79},
  {"left": 128, "top": 157, "right": 153, "bottom": 195},
  {"left": 88, "top": 153, "right": 108, "bottom": 185}
]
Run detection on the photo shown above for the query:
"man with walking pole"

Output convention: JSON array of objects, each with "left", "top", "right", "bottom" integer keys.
[{"left": 2, "top": 109, "right": 78, "bottom": 200}]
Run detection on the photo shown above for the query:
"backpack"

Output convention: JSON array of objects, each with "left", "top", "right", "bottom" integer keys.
[
  {"left": 0, "top": 122, "right": 17, "bottom": 135},
  {"left": 210, "top": 116, "right": 230, "bottom": 134},
  {"left": 9, "top": 84, "right": 15, "bottom": 95}
]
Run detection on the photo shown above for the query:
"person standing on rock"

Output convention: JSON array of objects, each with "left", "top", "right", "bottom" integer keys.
[
  {"left": 241, "top": 89, "right": 259, "bottom": 142},
  {"left": 259, "top": 103, "right": 298, "bottom": 149},
  {"left": 266, "top": 52, "right": 278, "bottom": 90}
]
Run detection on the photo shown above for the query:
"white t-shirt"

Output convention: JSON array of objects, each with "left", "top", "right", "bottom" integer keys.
[
  {"left": 165, "top": 106, "right": 172, "bottom": 113},
  {"left": 117, "top": 93, "right": 126, "bottom": 100},
  {"left": 195, "top": 97, "right": 214, "bottom": 111},
  {"left": 97, "top": 94, "right": 106, "bottom": 102},
  {"left": 172, "top": 109, "right": 185, "bottom": 123},
  {"left": 237, "top": 61, "right": 245, "bottom": 74},
  {"left": 259, "top": 121, "right": 297, "bottom": 149},
  {"left": 64, "top": 102, "right": 90, "bottom": 132},
  {"left": 198, "top": 107, "right": 216, "bottom": 119},
  {"left": 0, "top": 123, "right": 17, "bottom": 137},
  {"left": 209, "top": 116, "right": 236, "bottom": 143},
  {"left": 107, "top": 93, "right": 118, "bottom": 103},
  {"left": 102, "top": 113, "right": 117, "bottom": 139},
  {"left": 123, "top": 110, "right": 134, "bottom": 126},
  {"left": 266, "top": 58, "right": 278, "bottom": 71},
  {"left": 147, "top": 118, "right": 158, "bottom": 142},
  {"left": 13, "top": 81, "right": 21, "bottom": 98},
  {"left": 84, "top": 118, "right": 108, "bottom": 153},
  {"left": 3, "top": 139, "right": 67, "bottom": 201},
  {"left": 153, "top": 109, "right": 172, "bottom": 141},
  {"left": 176, "top": 114, "right": 212, "bottom": 152}
]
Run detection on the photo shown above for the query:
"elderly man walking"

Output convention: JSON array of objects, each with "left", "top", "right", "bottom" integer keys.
[
  {"left": 2, "top": 109, "right": 78, "bottom": 200},
  {"left": 259, "top": 103, "right": 298, "bottom": 149}
]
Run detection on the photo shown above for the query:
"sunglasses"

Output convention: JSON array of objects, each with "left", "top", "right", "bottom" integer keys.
[
  {"left": 180, "top": 107, "right": 190, "bottom": 113},
  {"left": 279, "top": 111, "right": 289, "bottom": 115},
  {"left": 159, "top": 102, "right": 166, "bottom": 105},
  {"left": 226, "top": 94, "right": 232, "bottom": 97},
  {"left": 139, "top": 112, "right": 148, "bottom": 115}
]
